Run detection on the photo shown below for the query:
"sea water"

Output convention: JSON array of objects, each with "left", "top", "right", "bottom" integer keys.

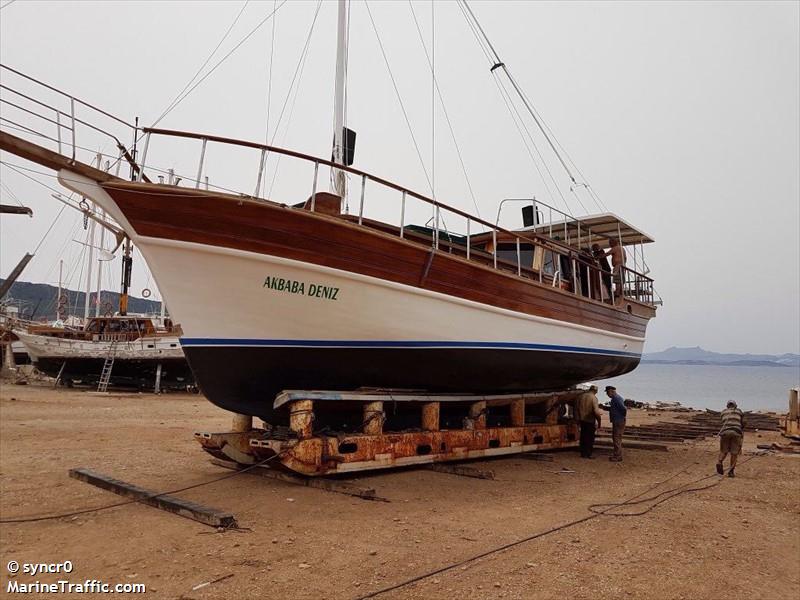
[{"left": 594, "top": 363, "right": 800, "bottom": 413}]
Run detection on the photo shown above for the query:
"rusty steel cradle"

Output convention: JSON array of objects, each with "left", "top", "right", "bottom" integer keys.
[{"left": 196, "top": 389, "right": 582, "bottom": 476}]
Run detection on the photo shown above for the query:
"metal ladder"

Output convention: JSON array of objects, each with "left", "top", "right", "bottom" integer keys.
[{"left": 97, "top": 340, "right": 118, "bottom": 392}]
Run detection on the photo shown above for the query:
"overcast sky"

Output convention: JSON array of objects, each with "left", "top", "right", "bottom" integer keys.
[{"left": 1, "top": 0, "right": 798, "bottom": 355}]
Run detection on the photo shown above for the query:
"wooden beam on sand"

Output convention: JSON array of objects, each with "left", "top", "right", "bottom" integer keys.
[
  {"left": 424, "top": 463, "right": 496, "bottom": 480},
  {"left": 68, "top": 468, "right": 237, "bottom": 528},
  {"left": 594, "top": 440, "right": 669, "bottom": 452},
  {"left": 210, "top": 458, "right": 386, "bottom": 501}
]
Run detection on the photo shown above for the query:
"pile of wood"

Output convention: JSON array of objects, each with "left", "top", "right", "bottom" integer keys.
[
  {"left": 597, "top": 410, "right": 781, "bottom": 445},
  {"left": 678, "top": 410, "right": 781, "bottom": 432}
]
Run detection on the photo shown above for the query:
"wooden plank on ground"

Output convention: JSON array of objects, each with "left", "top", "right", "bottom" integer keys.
[
  {"left": 594, "top": 439, "right": 669, "bottom": 452},
  {"left": 68, "top": 468, "right": 237, "bottom": 528},
  {"left": 210, "top": 458, "right": 386, "bottom": 501},
  {"left": 425, "top": 463, "right": 496, "bottom": 479},
  {"left": 518, "top": 452, "right": 556, "bottom": 462}
]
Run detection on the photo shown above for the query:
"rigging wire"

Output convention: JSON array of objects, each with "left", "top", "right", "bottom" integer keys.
[
  {"left": 460, "top": 0, "right": 577, "bottom": 185},
  {"left": 265, "top": 0, "right": 323, "bottom": 199},
  {"left": 364, "top": 0, "right": 433, "bottom": 194},
  {"left": 0, "top": 180, "right": 25, "bottom": 208},
  {"left": 151, "top": 1, "right": 250, "bottom": 128},
  {"left": 149, "top": 0, "right": 287, "bottom": 129},
  {"left": 0, "top": 0, "right": 17, "bottom": 10},
  {"left": 262, "top": 0, "right": 278, "bottom": 147},
  {"left": 459, "top": 0, "right": 607, "bottom": 215},
  {"left": 454, "top": 1, "right": 568, "bottom": 215},
  {"left": 407, "top": 0, "right": 481, "bottom": 220}
]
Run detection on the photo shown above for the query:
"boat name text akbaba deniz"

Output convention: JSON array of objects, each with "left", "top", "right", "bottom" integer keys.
[{"left": 263, "top": 276, "right": 340, "bottom": 301}]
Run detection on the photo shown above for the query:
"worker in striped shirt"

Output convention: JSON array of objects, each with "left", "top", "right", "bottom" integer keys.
[{"left": 716, "top": 401, "right": 745, "bottom": 477}]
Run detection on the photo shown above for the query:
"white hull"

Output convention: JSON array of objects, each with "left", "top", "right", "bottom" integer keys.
[{"left": 14, "top": 329, "right": 184, "bottom": 362}]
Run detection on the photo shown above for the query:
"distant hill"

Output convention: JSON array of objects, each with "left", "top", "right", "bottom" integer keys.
[
  {"left": 644, "top": 346, "right": 800, "bottom": 368},
  {"left": 0, "top": 279, "right": 162, "bottom": 321}
]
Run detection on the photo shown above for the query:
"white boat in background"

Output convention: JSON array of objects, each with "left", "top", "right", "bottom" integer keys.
[{"left": 13, "top": 315, "right": 193, "bottom": 390}]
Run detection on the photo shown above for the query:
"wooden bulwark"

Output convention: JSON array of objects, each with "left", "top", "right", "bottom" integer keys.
[{"left": 104, "top": 182, "right": 651, "bottom": 337}]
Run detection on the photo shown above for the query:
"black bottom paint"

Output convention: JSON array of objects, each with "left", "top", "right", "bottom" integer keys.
[
  {"left": 35, "top": 357, "right": 195, "bottom": 390},
  {"left": 183, "top": 347, "right": 640, "bottom": 421}
]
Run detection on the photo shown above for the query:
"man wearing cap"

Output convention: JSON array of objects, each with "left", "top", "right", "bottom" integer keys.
[
  {"left": 574, "top": 385, "right": 602, "bottom": 458},
  {"left": 605, "top": 386, "right": 627, "bottom": 461},
  {"left": 717, "top": 401, "right": 745, "bottom": 477}
]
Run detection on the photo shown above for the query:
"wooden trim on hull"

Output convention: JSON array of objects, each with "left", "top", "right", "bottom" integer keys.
[{"left": 102, "top": 183, "right": 652, "bottom": 337}]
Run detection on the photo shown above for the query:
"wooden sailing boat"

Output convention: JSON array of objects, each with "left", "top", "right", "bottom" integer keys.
[{"left": 0, "top": 1, "right": 657, "bottom": 422}]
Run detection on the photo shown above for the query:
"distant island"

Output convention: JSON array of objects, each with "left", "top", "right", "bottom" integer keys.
[
  {"left": 643, "top": 346, "right": 800, "bottom": 368},
  {"left": 0, "top": 279, "right": 161, "bottom": 321}
]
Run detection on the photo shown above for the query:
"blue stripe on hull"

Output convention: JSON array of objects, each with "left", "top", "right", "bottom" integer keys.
[{"left": 180, "top": 338, "right": 641, "bottom": 359}]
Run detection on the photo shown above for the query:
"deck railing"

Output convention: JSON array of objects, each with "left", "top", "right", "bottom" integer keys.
[{"left": 0, "top": 64, "right": 655, "bottom": 310}]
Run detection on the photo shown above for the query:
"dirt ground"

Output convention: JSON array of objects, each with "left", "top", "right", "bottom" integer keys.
[{"left": 1, "top": 382, "right": 798, "bottom": 600}]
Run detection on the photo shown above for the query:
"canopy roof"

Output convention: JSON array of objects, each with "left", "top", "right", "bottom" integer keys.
[{"left": 522, "top": 212, "right": 655, "bottom": 248}]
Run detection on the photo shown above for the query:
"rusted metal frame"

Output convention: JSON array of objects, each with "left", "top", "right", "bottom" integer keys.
[
  {"left": 68, "top": 467, "right": 237, "bottom": 528},
  {"left": 209, "top": 458, "right": 384, "bottom": 501}
]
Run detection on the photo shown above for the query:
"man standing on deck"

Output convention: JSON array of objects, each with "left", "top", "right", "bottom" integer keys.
[
  {"left": 575, "top": 385, "right": 602, "bottom": 458},
  {"left": 605, "top": 238, "right": 626, "bottom": 299},
  {"left": 717, "top": 401, "right": 745, "bottom": 477},
  {"left": 605, "top": 386, "right": 627, "bottom": 462}
]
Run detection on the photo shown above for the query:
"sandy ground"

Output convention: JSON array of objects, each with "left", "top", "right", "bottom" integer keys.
[{"left": 0, "top": 382, "right": 798, "bottom": 600}]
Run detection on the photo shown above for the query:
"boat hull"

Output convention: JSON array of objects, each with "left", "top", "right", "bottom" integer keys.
[
  {"left": 58, "top": 173, "right": 651, "bottom": 419},
  {"left": 14, "top": 329, "right": 193, "bottom": 390},
  {"left": 183, "top": 344, "right": 638, "bottom": 419},
  {"left": 35, "top": 356, "right": 194, "bottom": 390}
]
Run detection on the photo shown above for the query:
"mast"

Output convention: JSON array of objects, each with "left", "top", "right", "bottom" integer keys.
[
  {"left": 94, "top": 207, "right": 106, "bottom": 317},
  {"left": 331, "top": 0, "right": 349, "bottom": 201},
  {"left": 119, "top": 237, "right": 132, "bottom": 316},
  {"left": 57, "top": 259, "right": 63, "bottom": 321},
  {"left": 82, "top": 202, "right": 96, "bottom": 321}
]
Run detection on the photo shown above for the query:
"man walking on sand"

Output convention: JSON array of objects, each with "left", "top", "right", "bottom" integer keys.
[
  {"left": 717, "top": 401, "right": 745, "bottom": 477},
  {"left": 605, "top": 386, "right": 627, "bottom": 462},
  {"left": 575, "top": 385, "right": 602, "bottom": 458}
]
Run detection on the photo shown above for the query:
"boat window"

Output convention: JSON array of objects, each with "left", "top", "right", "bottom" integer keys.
[{"left": 495, "top": 243, "right": 534, "bottom": 268}]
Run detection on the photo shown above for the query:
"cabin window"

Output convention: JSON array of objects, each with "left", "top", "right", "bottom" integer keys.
[{"left": 495, "top": 243, "right": 534, "bottom": 268}]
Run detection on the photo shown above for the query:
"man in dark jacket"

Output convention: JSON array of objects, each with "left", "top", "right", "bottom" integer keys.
[{"left": 605, "top": 386, "right": 627, "bottom": 461}]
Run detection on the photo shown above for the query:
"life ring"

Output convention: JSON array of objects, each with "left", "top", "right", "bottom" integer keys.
[
  {"left": 102, "top": 301, "right": 114, "bottom": 317},
  {"left": 141, "top": 288, "right": 151, "bottom": 298}
]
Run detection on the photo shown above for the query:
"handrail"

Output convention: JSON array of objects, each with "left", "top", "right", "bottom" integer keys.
[
  {"left": 0, "top": 64, "right": 135, "bottom": 129},
  {"left": 142, "top": 127, "right": 581, "bottom": 258}
]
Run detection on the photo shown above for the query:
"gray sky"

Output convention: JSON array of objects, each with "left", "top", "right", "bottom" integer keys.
[{"left": 1, "top": 1, "right": 798, "bottom": 354}]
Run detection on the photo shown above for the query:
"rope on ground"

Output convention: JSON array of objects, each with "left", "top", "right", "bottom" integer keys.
[
  {"left": 352, "top": 452, "right": 765, "bottom": 600},
  {"left": 0, "top": 451, "right": 287, "bottom": 525},
  {"left": 588, "top": 452, "right": 765, "bottom": 517}
]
